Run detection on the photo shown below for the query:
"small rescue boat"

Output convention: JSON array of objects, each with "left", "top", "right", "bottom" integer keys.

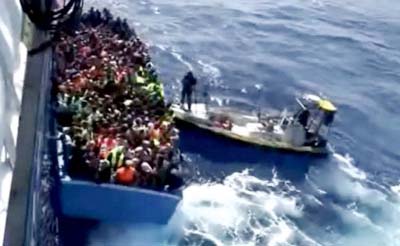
[{"left": 172, "top": 94, "right": 337, "bottom": 155}]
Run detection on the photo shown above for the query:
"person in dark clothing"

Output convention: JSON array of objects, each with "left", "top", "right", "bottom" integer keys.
[
  {"left": 163, "top": 161, "right": 184, "bottom": 191},
  {"left": 180, "top": 71, "right": 197, "bottom": 111},
  {"left": 96, "top": 159, "right": 112, "bottom": 183},
  {"left": 298, "top": 109, "right": 310, "bottom": 128}
]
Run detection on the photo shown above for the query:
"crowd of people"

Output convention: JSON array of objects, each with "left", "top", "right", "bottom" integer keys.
[{"left": 53, "top": 8, "right": 183, "bottom": 191}]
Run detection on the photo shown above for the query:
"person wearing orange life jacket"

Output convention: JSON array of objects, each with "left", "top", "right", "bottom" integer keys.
[{"left": 115, "top": 159, "right": 137, "bottom": 186}]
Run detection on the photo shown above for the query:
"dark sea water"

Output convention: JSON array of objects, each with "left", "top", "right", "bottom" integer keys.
[{"left": 74, "top": 0, "right": 400, "bottom": 245}]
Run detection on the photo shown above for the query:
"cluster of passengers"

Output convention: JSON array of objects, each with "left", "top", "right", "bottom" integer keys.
[{"left": 53, "top": 8, "right": 183, "bottom": 190}]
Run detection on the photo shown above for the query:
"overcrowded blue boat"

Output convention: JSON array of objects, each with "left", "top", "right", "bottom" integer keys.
[{"left": 51, "top": 8, "right": 184, "bottom": 225}]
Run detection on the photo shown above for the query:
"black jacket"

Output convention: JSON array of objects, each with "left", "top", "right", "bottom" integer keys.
[{"left": 182, "top": 72, "right": 197, "bottom": 89}]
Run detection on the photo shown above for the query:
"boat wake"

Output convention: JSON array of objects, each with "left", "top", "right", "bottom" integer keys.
[
  {"left": 306, "top": 153, "right": 400, "bottom": 246},
  {"left": 88, "top": 152, "right": 400, "bottom": 246},
  {"left": 156, "top": 44, "right": 193, "bottom": 71},
  {"left": 176, "top": 152, "right": 400, "bottom": 246},
  {"left": 88, "top": 169, "right": 318, "bottom": 246},
  {"left": 179, "top": 169, "right": 319, "bottom": 246}
]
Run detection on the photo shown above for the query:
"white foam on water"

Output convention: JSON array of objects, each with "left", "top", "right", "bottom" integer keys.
[
  {"left": 179, "top": 169, "right": 319, "bottom": 246},
  {"left": 151, "top": 6, "right": 160, "bottom": 15},
  {"left": 210, "top": 96, "right": 224, "bottom": 106},
  {"left": 332, "top": 203, "right": 400, "bottom": 246},
  {"left": 66, "top": 162, "right": 324, "bottom": 246},
  {"left": 309, "top": 152, "right": 400, "bottom": 246},
  {"left": 391, "top": 184, "right": 400, "bottom": 197},
  {"left": 171, "top": 50, "right": 193, "bottom": 70},
  {"left": 333, "top": 153, "right": 367, "bottom": 180},
  {"left": 154, "top": 44, "right": 193, "bottom": 70},
  {"left": 254, "top": 84, "right": 263, "bottom": 90},
  {"left": 197, "top": 60, "right": 223, "bottom": 87},
  {"left": 197, "top": 60, "right": 221, "bottom": 78},
  {"left": 305, "top": 174, "right": 327, "bottom": 195}
]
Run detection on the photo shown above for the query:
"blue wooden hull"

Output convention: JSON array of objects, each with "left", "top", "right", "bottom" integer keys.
[
  {"left": 56, "top": 131, "right": 182, "bottom": 225},
  {"left": 59, "top": 178, "right": 181, "bottom": 224}
]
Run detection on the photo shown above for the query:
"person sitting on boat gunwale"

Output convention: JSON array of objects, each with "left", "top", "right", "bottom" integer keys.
[{"left": 180, "top": 71, "right": 197, "bottom": 112}]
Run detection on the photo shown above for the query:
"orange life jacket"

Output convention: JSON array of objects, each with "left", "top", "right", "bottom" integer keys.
[{"left": 115, "top": 166, "right": 136, "bottom": 185}]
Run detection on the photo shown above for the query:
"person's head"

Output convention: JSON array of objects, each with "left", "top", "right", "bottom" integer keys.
[
  {"left": 135, "top": 117, "right": 143, "bottom": 126},
  {"left": 121, "top": 123, "right": 129, "bottom": 133},
  {"left": 123, "top": 99, "right": 133, "bottom": 107},
  {"left": 126, "top": 114, "right": 133, "bottom": 124},
  {"left": 160, "top": 121, "right": 170, "bottom": 132},
  {"left": 171, "top": 128, "right": 179, "bottom": 136},
  {"left": 125, "top": 159, "right": 135, "bottom": 168},
  {"left": 147, "top": 122, "right": 154, "bottom": 130},
  {"left": 82, "top": 120, "right": 89, "bottom": 129},
  {"left": 142, "top": 140, "right": 151, "bottom": 148},
  {"left": 99, "top": 159, "right": 110, "bottom": 171},
  {"left": 165, "top": 142, "right": 173, "bottom": 150},
  {"left": 58, "top": 84, "right": 67, "bottom": 93},
  {"left": 186, "top": 71, "right": 194, "bottom": 78},
  {"left": 158, "top": 145, "right": 168, "bottom": 158},
  {"left": 141, "top": 162, "right": 153, "bottom": 174},
  {"left": 115, "top": 135, "right": 125, "bottom": 146},
  {"left": 134, "top": 146, "right": 144, "bottom": 156},
  {"left": 142, "top": 153, "right": 152, "bottom": 163}
]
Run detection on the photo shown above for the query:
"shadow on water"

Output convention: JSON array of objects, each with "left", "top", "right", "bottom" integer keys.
[{"left": 178, "top": 123, "right": 326, "bottom": 183}]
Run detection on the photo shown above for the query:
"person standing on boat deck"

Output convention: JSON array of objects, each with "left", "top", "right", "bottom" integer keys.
[{"left": 180, "top": 71, "right": 197, "bottom": 111}]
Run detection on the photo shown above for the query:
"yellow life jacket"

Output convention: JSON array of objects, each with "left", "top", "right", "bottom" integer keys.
[
  {"left": 134, "top": 66, "right": 147, "bottom": 84},
  {"left": 146, "top": 83, "right": 164, "bottom": 98},
  {"left": 135, "top": 75, "right": 146, "bottom": 84},
  {"left": 146, "top": 83, "right": 156, "bottom": 92},
  {"left": 158, "top": 83, "right": 164, "bottom": 97},
  {"left": 107, "top": 146, "right": 125, "bottom": 170}
]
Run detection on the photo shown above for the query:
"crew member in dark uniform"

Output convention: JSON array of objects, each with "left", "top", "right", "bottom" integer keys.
[
  {"left": 298, "top": 109, "right": 310, "bottom": 128},
  {"left": 180, "top": 71, "right": 197, "bottom": 111}
]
